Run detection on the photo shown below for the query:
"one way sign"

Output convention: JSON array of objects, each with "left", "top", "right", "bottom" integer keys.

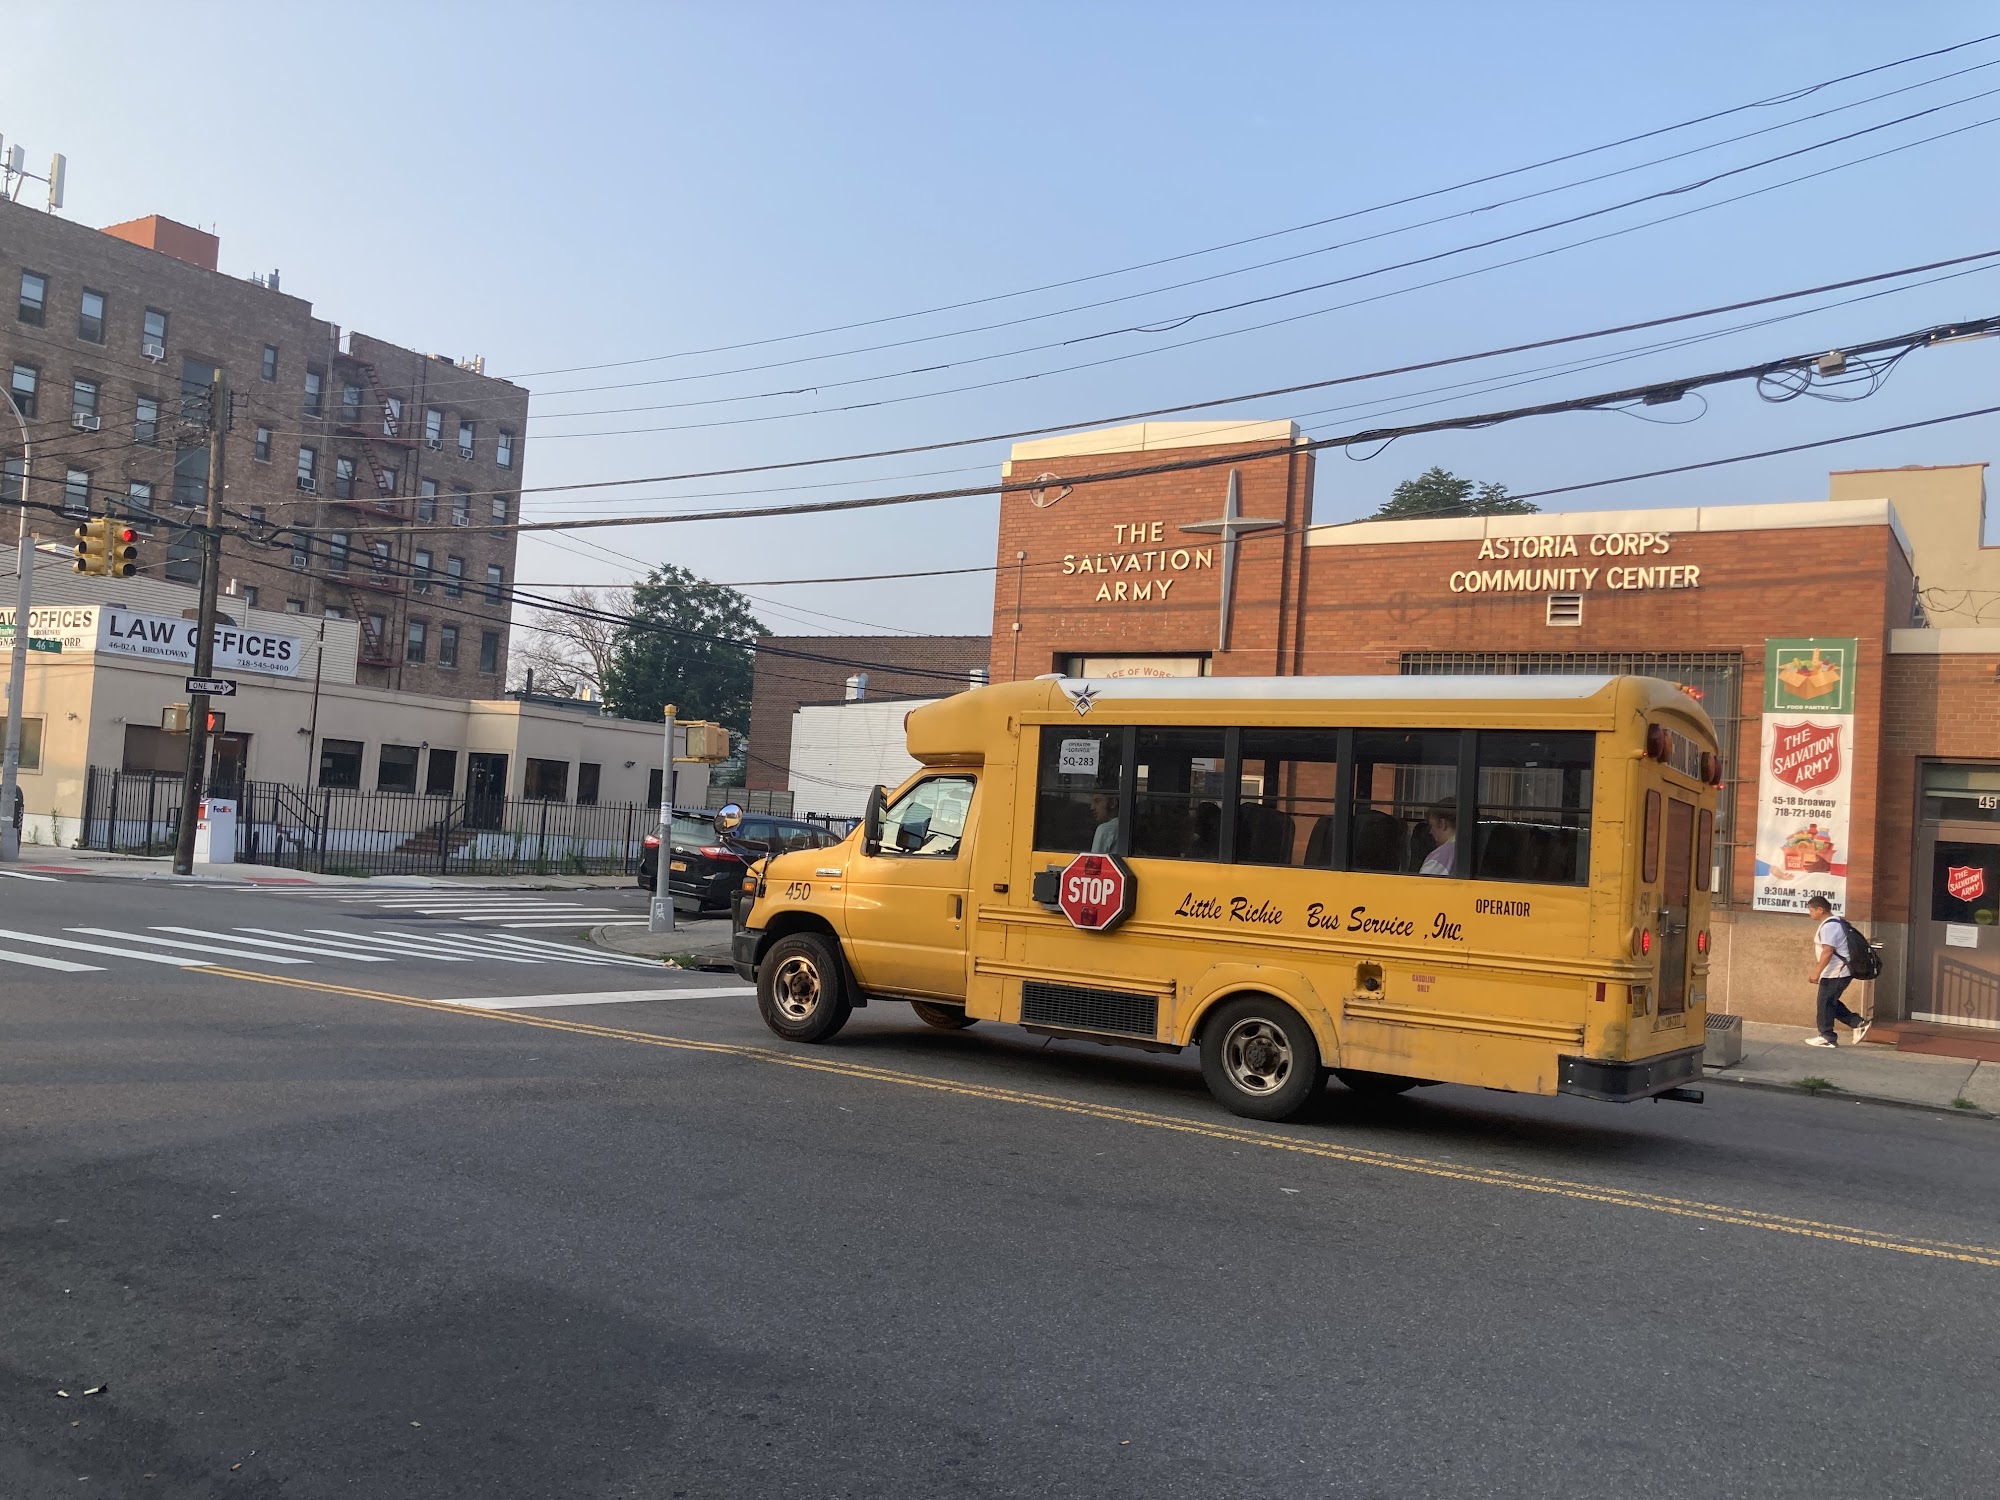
[{"left": 185, "top": 677, "right": 238, "bottom": 696}]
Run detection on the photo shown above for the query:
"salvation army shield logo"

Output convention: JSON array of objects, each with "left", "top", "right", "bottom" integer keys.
[
  {"left": 1769, "top": 721, "right": 1841, "bottom": 791},
  {"left": 1946, "top": 865, "right": 1987, "bottom": 903}
]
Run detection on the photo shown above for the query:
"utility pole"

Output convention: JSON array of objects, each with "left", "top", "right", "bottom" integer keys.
[
  {"left": 0, "top": 389, "right": 34, "bottom": 861},
  {"left": 172, "top": 373, "right": 227, "bottom": 876},
  {"left": 649, "top": 703, "right": 676, "bottom": 935}
]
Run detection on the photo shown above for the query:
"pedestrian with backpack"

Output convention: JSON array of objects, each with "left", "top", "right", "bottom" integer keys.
[{"left": 1805, "top": 894, "right": 1873, "bottom": 1047}]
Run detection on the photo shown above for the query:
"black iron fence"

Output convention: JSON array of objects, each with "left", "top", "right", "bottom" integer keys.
[{"left": 81, "top": 767, "right": 656, "bottom": 877}]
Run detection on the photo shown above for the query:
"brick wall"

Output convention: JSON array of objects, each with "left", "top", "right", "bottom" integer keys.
[{"left": 1878, "top": 652, "right": 2000, "bottom": 922}]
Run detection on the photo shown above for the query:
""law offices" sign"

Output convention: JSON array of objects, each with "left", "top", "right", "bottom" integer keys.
[{"left": 0, "top": 605, "right": 302, "bottom": 678}]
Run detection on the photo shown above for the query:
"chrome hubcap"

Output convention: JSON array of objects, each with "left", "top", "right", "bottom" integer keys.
[
  {"left": 771, "top": 955, "right": 822, "bottom": 1022},
  {"left": 1221, "top": 1017, "right": 1293, "bottom": 1095}
]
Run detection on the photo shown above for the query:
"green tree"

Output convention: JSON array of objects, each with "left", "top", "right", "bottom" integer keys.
[
  {"left": 1371, "top": 466, "right": 1537, "bottom": 520},
  {"left": 599, "top": 564, "right": 765, "bottom": 738}
]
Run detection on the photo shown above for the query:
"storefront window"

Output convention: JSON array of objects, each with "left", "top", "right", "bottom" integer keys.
[
  {"left": 318, "top": 739, "right": 363, "bottom": 790},
  {"left": 1921, "top": 764, "right": 2000, "bottom": 824},
  {"left": 524, "top": 758, "right": 569, "bottom": 801},
  {"left": 1931, "top": 842, "right": 2000, "bottom": 927},
  {"left": 377, "top": 744, "right": 420, "bottom": 794}
]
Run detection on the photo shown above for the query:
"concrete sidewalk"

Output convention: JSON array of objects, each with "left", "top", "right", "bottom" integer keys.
[
  {"left": 1707, "top": 1020, "right": 1998, "bottom": 1116},
  {"left": 10, "top": 846, "right": 648, "bottom": 890},
  {"left": 590, "top": 916, "right": 737, "bottom": 972}
]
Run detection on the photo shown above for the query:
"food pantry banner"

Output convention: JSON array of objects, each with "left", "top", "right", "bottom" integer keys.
[{"left": 1751, "top": 637, "right": 1856, "bottom": 914}]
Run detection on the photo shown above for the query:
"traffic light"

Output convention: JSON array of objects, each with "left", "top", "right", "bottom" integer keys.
[{"left": 70, "top": 518, "right": 137, "bottom": 577}]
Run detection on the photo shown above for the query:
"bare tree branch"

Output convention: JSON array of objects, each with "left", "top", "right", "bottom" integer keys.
[{"left": 508, "top": 586, "right": 631, "bottom": 698}]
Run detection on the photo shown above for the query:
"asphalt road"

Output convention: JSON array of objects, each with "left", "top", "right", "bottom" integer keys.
[{"left": 2, "top": 874, "right": 1996, "bottom": 1498}]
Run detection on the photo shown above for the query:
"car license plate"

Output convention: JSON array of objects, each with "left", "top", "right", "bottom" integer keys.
[{"left": 669, "top": 859, "right": 689, "bottom": 872}]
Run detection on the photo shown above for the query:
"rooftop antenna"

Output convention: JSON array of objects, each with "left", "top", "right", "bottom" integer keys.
[{"left": 0, "top": 140, "right": 67, "bottom": 212}]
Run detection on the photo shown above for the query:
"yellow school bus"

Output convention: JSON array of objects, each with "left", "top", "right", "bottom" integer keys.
[{"left": 731, "top": 675, "right": 1720, "bottom": 1121}]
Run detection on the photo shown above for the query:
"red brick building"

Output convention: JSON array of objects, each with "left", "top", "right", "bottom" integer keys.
[{"left": 991, "top": 421, "right": 1998, "bottom": 1050}]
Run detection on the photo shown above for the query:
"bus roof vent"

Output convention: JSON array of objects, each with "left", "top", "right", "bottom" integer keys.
[{"left": 1546, "top": 593, "right": 1584, "bottom": 627}]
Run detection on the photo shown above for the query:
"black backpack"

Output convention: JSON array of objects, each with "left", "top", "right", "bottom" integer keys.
[{"left": 1837, "top": 917, "right": 1884, "bottom": 980}]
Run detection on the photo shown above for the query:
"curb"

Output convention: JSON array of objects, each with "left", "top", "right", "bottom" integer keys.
[
  {"left": 1702, "top": 1069, "right": 1997, "bottom": 1121},
  {"left": 584, "top": 923, "right": 734, "bottom": 972}
]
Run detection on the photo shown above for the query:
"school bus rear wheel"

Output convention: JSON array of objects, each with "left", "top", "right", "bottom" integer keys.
[
  {"left": 1332, "top": 1068, "right": 1420, "bottom": 1096},
  {"left": 756, "top": 933, "right": 853, "bottom": 1043},
  {"left": 910, "top": 1001, "right": 978, "bottom": 1030},
  {"left": 1200, "top": 996, "right": 1323, "bottom": 1122}
]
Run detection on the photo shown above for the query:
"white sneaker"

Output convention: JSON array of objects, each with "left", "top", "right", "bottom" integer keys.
[
  {"left": 1806, "top": 1035, "right": 1837, "bottom": 1048},
  {"left": 1851, "top": 1018, "right": 1872, "bottom": 1044}
]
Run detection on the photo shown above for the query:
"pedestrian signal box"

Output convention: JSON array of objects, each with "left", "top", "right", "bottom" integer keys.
[{"left": 71, "top": 517, "right": 138, "bottom": 577}]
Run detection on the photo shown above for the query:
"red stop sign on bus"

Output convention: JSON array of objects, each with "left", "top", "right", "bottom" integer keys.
[{"left": 1057, "top": 852, "right": 1135, "bottom": 932}]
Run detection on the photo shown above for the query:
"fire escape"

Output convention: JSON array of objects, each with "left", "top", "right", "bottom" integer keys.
[{"left": 330, "top": 354, "right": 414, "bottom": 670}]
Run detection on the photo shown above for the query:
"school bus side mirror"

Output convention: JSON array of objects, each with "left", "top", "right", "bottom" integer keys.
[{"left": 863, "top": 785, "right": 885, "bottom": 857}]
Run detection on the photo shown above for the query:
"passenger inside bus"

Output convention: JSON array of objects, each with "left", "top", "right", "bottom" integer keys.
[
  {"left": 1089, "top": 791, "right": 1120, "bottom": 853},
  {"left": 1419, "top": 801, "right": 1457, "bottom": 876}
]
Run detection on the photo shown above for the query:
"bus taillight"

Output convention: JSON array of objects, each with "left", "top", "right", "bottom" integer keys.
[
  {"left": 1696, "top": 929, "right": 1710, "bottom": 955},
  {"left": 1638, "top": 927, "right": 1653, "bottom": 957}
]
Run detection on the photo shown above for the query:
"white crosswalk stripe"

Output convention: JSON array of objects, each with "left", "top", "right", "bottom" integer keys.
[
  {"left": 0, "top": 870, "right": 61, "bottom": 881},
  {"left": 67, "top": 928, "right": 315, "bottom": 964},
  {"left": 0, "top": 926, "right": 212, "bottom": 966},
  {"left": 165, "top": 927, "right": 402, "bottom": 962},
  {"left": 332, "top": 929, "right": 540, "bottom": 964},
  {"left": 0, "top": 945, "right": 101, "bottom": 971},
  {"left": 463, "top": 932, "right": 664, "bottom": 969}
]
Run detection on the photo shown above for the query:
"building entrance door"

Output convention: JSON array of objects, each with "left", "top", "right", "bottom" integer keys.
[
  {"left": 1909, "top": 764, "right": 2000, "bottom": 1031},
  {"left": 209, "top": 733, "right": 251, "bottom": 796},
  {"left": 466, "top": 753, "right": 509, "bottom": 831}
]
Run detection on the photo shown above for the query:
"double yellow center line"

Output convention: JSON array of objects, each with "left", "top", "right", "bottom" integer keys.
[{"left": 205, "top": 967, "right": 2000, "bottom": 1271}]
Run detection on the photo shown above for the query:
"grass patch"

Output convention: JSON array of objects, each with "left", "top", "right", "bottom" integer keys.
[
  {"left": 1797, "top": 1075, "right": 1841, "bottom": 1095},
  {"left": 1952, "top": 1096, "right": 1980, "bottom": 1111}
]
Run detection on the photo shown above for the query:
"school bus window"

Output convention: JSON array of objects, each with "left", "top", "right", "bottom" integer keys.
[
  {"left": 1695, "top": 807, "right": 1714, "bottom": 891},
  {"left": 1131, "top": 727, "right": 1228, "bottom": 860},
  {"left": 1642, "top": 789, "right": 1662, "bottom": 883},
  {"left": 880, "top": 775, "right": 975, "bottom": 858},
  {"left": 1473, "top": 730, "right": 1592, "bottom": 885},
  {"left": 1033, "top": 726, "right": 1124, "bottom": 853},
  {"left": 1237, "top": 727, "right": 1341, "bottom": 867},
  {"left": 1349, "top": 729, "right": 1460, "bottom": 875}
]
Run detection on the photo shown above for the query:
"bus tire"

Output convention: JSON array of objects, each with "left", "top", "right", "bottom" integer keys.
[
  {"left": 757, "top": 932, "right": 853, "bottom": 1043},
  {"left": 910, "top": 1001, "right": 977, "bottom": 1030},
  {"left": 1333, "top": 1068, "right": 1420, "bottom": 1096},
  {"left": 1200, "top": 995, "right": 1323, "bottom": 1121}
]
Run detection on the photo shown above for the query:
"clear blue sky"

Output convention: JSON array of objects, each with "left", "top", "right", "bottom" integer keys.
[{"left": 10, "top": 2, "right": 2000, "bottom": 637}]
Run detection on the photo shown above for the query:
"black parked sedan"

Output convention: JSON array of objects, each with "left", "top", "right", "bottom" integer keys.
[{"left": 638, "top": 812, "right": 844, "bottom": 911}]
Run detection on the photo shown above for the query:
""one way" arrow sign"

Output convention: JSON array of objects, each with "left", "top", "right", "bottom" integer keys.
[{"left": 185, "top": 677, "right": 238, "bottom": 697}]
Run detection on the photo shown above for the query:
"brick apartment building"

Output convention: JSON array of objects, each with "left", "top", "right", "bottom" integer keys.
[{"left": 0, "top": 197, "right": 525, "bottom": 695}]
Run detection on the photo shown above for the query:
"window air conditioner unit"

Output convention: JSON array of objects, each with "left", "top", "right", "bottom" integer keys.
[
  {"left": 450, "top": 513, "right": 469, "bottom": 526},
  {"left": 297, "top": 476, "right": 317, "bottom": 493},
  {"left": 290, "top": 554, "right": 308, "bottom": 571},
  {"left": 72, "top": 413, "right": 100, "bottom": 431},
  {"left": 142, "top": 341, "right": 166, "bottom": 361},
  {"left": 458, "top": 447, "right": 474, "bottom": 460},
  {"left": 426, "top": 437, "right": 443, "bottom": 451}
]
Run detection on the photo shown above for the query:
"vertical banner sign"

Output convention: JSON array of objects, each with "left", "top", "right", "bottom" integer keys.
[{"left": 1752, "top": 637, "right": 1857, "bottom": 914}]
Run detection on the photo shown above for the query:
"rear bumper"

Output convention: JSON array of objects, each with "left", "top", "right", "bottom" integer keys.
[{"left": 1558, "top": 1044, "right": 1705, "bottom": 1103}]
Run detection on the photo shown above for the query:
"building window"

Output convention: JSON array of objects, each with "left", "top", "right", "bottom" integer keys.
[
  {"left": 63, "top": 467, "right": 91, "bottom": 515},
  {"left": 377, "top": 743, "right": 420, "bottom": 794},
  {"left": 426, "top": 748, "right": 457, "bottom": 795},
  {"left": 0, "top": 716, "right": 44, "bottom": 772},
  {"left": 416, "top": 478, "right": 437, "bottom": 522},
  {"left": 1, "top": 456, "right": 23, "bottom": 503},
  {"left": 165, "top": 528, "right": 201, "bottom": 583},
  {"left": 126, "top": 480, "right": 154, "bottom": 518},
  {"left": 333, "top": 456, "right": 356, "bottom": 500},
  {"left": 377, "top": 463, "right": 397, "bottom": 494},
  {"left": 324, "top": 606, "right": 347, "bottom": 619},
  {"left": 382, "top": 395, "right": 402, "bottom": 438},
  {"left": 18, "top": 271, "right": 46, "bottom": 325},
  {"left": 457, "top": 419, "right": 475, "bottom": 459},
  {"left": 412, "top": 547, "right": 432, "bottom": 593},
  {"left": 576, "top": 762, "right": 601, "bottom": 806},
  {"left": 329, "top": 530, "right": 351, "bottom": 571},
  {"left": 290, "top": 531, "right": 311, "bottom": 570},
  {"left": 524, "top": 758, "right": 568, "bottom": 801},
  {"left": 405, "top": 619, "right": 427, "bottom": 663},
  {"left": 490, "top": 494, "right": 509, "bottom": 525},
  {"left": 484, "top": 563, "right": 504, "bottom": 603},
  {"left": 318, "top": 738, "right": 364, "bottom": 790},
  {"left": 340, "top": 382, "right": 363, "bottom": 422},
  {"left": 450, "top": 489, "right": 470, "bottom": 525},
  {"left": 367, "top": 610, "right": 387, "bottom": 646},
  {"left": 173, "top": 445, "right": 208, "bottom": 510},
  {"left": 438, "top": 624, "right": 459, "bottom": 668},
  {"left": 297, "top": 446, "right": 317, "bottom": 489},
  {"left": 71, "top": 379, "right": 99, "bottom": 424},
  {"left": 142, "top": 308, "right": 168, "bottom": 355},
  {"left": 285, "top": 597, "right": 304, "bottom": 613},
  {"left": 425, "top": 407, "right": 443, "bottom": 444},
  {"left": 261, "top": 344, "right": 278, "bottom": 381},
  {"left": 242, "top": 585, "right": 259, "bottom": 607},
  {"left": 78, "top": 289, "right": 105, "bottom": 343},
  {"left": 136, "top": 397, "right": 161, "bottom": 445},
  {"left": 445, "top": 555, "right": 463, "bottom": 597},
  {"left": 303, "top": 367, "right": 323, "bottom": 417},
  {"left": 253, "top": 424, "right": 271, "bottom": 461},
  {"left": 479, "top": 629, "right": 500, "bottom": 674},
  {"left": 370, "top": 539, "right": 389, "bottom": 574},
  {"left": 10, "top": 364, "right": 37, "bottom": 418},
  {"left": 497, "top": 430, "right": 514, "bottom": 469}
]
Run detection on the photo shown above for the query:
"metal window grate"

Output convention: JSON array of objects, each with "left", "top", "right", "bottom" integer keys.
[
  {"left": 1401, "top": 650, "right": 1743, "bottom": 904},
  {"left": 1021, "top": 980, "right": 1159, "bottom": 1038}
]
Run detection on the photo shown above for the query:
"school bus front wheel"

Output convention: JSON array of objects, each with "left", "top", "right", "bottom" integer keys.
[{"left": 756, "top": 932, "right": 854, "bottom": 1043}]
